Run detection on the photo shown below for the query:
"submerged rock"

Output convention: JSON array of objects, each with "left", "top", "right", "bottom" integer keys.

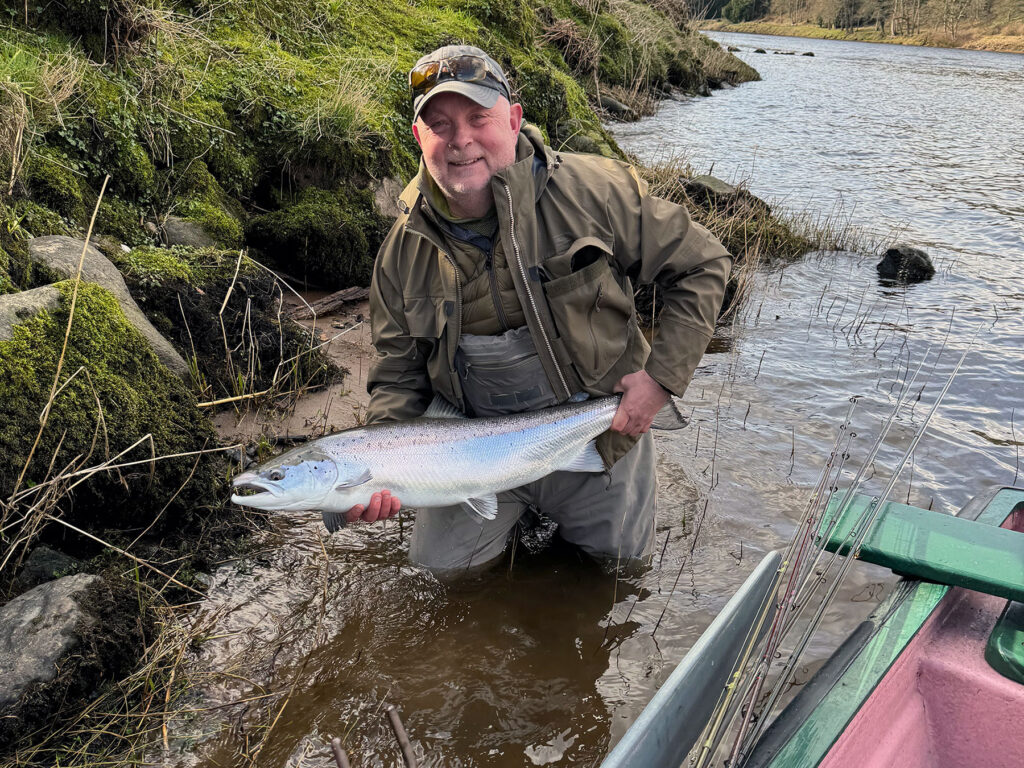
[
  {"left": 26, "top": 235, "right": 189, "bottom": 378},
  {"left": 877, "top": 245, "right": 935, "bottom": 283}
]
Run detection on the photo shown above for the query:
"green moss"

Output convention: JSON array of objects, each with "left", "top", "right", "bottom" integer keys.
[
  {"left": 178, "top": 199, "right": 244, "bottom": 247},
  {"left": 110, "top": 244, "right": 203, "bottom": 286},
  {"left": 0, "top": 281, "right": 223, "bottom": 533},
  {"left": 247, "top": 186, "right": 387, "bottom": 288},
  {"left": 95, "top": 196, "right": 149, "bottom": 246},
  {"left": 110, "top": 245, "right": 340, "bottom": 398},
  {"left": 23, "top": 147, "right": 87, "bottom": 223},
  {"left": 0, "top": 247, "right": 12, "bottom": 294},
  {"left": 14, "top": 200, "right": 77, "bottom": 237}
]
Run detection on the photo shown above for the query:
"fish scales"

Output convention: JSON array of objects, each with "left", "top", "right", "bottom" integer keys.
[{"left": 230, "top": 397, "right": 621, "bottom": 521}]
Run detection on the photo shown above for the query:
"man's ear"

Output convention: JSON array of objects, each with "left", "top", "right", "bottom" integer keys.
[
  {"left": 509, "top": 102, "right": 523, "bottom": 136},
  {"left": 412, "top": 121, "right": 423, "bottom": 148}
]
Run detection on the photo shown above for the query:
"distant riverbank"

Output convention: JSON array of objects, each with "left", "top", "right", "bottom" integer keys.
[{"left": 700, "top": 20, "right": 1024, "bottom": 54}]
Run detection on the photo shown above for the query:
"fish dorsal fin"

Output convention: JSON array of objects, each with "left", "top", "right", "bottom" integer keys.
[
  {"left": 422, "top": 395, "right": 467, "bottom": 420},
  {"left": 561, "top": 440, "right": 605, "bottom": 473},
  {"left": 322, "top": 510, "right": 347, "bottom": 533},
  {"left": 336, "top": 466, "right": 372, "bottom": 490},
  {"left": 651, "top": 397, "right": 690, "bottom": 431},
  {"left": 462, "top": 494, "right": 498, "bottom": 520}
]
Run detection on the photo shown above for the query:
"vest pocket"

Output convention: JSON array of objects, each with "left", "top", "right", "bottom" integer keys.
[{"left": 542, "top": 243, "right": 634, "bottom": 387}]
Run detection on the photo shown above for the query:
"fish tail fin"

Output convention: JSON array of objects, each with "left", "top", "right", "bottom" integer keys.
[{"left": 651, "top": 398, "right": 689, "bottom": 431}]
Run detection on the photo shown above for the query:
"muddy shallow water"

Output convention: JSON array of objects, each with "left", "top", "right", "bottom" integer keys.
[{"left": 182, "top": 35, "right": 1023, "bottom": 768}]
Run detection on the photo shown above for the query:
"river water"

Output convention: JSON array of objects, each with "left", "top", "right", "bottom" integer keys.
[{"left": 185, "top": 34, "right": 1023, "bottom": 768}]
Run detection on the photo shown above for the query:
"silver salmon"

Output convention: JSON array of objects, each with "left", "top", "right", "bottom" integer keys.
[{"left": 231, "top": 396, "right": 629, "bottom": 531}]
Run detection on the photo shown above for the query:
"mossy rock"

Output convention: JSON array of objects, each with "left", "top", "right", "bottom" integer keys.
[
  {"left": 177, "top": 200, "right": 244, "bottom": 248},
  {"left": 0, "top": 281, "right": 223, "bottom": 536},
  {"left": 111, "top": 245, "right": 339, "bottom": 398},
  {"left": 247, "top": 187, "right": 387, "bottom": 288}
]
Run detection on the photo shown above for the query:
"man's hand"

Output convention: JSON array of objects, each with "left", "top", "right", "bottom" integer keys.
[
  {"left": 611, "top": 370, "right": 670, "bottom": 436},
  {"left": 345, "top": 490, "right": 402, "bottom": 524}
]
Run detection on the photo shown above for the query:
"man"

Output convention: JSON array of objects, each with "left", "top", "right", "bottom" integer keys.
[{"left": 344, "top": 45, "right": 731, "bottom": 572}]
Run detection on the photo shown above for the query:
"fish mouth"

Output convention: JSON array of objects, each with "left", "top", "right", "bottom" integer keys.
[{"left": 230, "top": 475, "right": 278, "bottom": 506}]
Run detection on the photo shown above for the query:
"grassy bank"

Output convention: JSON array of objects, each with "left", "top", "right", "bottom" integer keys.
[
  {"left": 700, "top": 19, "right": 1024, "bottom": 53},
  {"left": 0, "top": 0, "right": 759, "bottom": 292}
]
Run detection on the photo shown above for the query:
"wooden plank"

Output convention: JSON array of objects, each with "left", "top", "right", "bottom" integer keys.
[
  {"left": 820, "top": 493, "right": 1024, "bottom": 602},
  {"left": 288, "top": 286, "right": 369, "bottom": 319}
]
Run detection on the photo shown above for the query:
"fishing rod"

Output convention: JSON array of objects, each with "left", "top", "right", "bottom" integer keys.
[
  {"left": 691, "top": 397, "right": 861, "bottom": 768},
  {"left": 697, "top": 345, "right": 934, "bottom": 767},
  {"left": 733, "top": 343, "right": 972, "bottom": 763},
  {"left": 706, "top": 353, "right": 929, "bottom": 768}
]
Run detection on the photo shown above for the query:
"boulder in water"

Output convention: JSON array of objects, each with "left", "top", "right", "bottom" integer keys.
[{"left": 877, "top": 245, "right": 935, "bottom": 283}]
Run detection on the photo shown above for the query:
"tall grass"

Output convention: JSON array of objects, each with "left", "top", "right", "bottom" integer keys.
[{"left": 0, "top": 41, "right": 82, "bottom": 197}]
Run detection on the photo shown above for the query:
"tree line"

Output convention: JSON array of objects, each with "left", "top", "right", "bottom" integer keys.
[{"left": 708, "top": 0, "right": 1024, "bottom": 41}]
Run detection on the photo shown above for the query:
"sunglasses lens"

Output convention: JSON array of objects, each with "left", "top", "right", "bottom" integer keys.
[
  {"left": 449, "top": 56, "right": 488, "bottom": 82},
  {"left": 409, "top": 61, "right": 440, "bottom": 93}
]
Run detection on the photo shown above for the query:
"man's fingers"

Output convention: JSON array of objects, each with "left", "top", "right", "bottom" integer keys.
[
  {"left": 611, "top": 407, "right": 629, "bottom": 433},
  {"left": 345, "top": 505, "right": 365, "bottom": 523}
]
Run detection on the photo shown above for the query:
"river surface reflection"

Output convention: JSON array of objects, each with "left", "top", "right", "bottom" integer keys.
[{"left": 187, "top": 34, "right": 1023, "bottom": 767}]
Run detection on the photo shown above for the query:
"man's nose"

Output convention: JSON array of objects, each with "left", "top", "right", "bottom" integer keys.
[{"left": 448, "top": 119, "right": 473, "bottom": 148}]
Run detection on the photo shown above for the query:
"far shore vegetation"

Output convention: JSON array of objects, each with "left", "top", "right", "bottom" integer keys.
[{"left": 695, "top": 0, "right": 1024, "bottom": 52}]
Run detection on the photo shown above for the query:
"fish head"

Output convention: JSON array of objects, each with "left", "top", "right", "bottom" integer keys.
[{"left": 231, "top": 447, "right": 342, "bottom": 511}]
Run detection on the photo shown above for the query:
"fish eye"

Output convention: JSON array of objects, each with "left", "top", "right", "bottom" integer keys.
[{"left": 268, "top": 469, "right": 285, "bottom": 481}]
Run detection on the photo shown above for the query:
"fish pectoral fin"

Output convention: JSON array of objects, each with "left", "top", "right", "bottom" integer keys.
[
  {"left": 335, "top": 467, "right": 372, "bottom": 490},
  {"left": 462, "top": 494, "right": 499, "bottom": 521},
  {"left": 422, "top": 395, "right": 467, "bottom": 420},
  {"left": 651, "top": 397, "right": 689, "bottom": 431},
  {"left": 322, "top": 510, "right": 347, "bottom": 533},
  {"left": 561, "top": 440, "right": 605, "bottom": 473}
]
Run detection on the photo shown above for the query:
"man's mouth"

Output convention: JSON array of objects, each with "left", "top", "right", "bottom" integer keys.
[{"left": 449, "top": 158, "right": 483, "bottom": 168}]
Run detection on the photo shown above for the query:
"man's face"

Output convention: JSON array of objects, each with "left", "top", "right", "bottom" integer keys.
[{"left": 413, "top": 92, "right": 523, "bottom": 215}]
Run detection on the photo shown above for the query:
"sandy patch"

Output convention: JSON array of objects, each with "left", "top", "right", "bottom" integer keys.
[{"left": 211, "top": 294, "right": 374, "bottom": 446}]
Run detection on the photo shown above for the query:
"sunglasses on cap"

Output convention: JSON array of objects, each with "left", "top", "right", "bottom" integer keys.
[{"left": 409, "top": 54, "right": 509, "bottom": 101}]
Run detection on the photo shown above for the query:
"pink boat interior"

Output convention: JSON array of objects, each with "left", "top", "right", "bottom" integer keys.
[{"left": 820, "top": 506, "right": 1024, "bottom": 768}]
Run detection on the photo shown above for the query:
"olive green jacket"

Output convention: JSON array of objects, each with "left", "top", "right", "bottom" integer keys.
[{"left": 366, "top": 125, "right": 731, "bottom": 465}]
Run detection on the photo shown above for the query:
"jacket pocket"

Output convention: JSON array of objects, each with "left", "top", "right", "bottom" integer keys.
[
  {"left": 403, "top": 296, "right": 447, "bottom": 338},
  {"left": 542, "top": 240, "right": 634, "bottom": 387}
]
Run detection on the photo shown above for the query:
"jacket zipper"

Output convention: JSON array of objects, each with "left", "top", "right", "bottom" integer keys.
[
  {"left": 502, "top": 181, "right": 571, "bottom": 399},
  {"left": 484, "top": 241, "right": 511, "bottom": 332}
]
